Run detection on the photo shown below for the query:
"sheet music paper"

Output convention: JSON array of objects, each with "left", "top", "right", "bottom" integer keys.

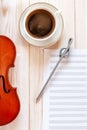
[{"left": 43, "top": 49, "right": 87, "bottom": 130}]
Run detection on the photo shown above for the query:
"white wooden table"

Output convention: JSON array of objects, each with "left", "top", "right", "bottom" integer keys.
[{"left": 0, "top": 0, "right": 87, "bottom": 130}]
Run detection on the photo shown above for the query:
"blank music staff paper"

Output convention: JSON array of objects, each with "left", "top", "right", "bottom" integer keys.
[{"left": 43, "top": 49, "right": 87, "bottom": 130}]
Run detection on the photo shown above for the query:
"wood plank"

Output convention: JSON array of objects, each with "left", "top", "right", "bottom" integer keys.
[
  {"left": 29, "top": 0, "right": 45, "bottom": 5},
  {"left": 0, "top": 0, "right": 30, "bottom": 130},
  {"left": 15, "top": 0, "right": 30, "bottom": 130},
  {"left": 0, "top": 0, "right": 17, "bottom": 38},
  {"left": 55, "top": 0, "right": 75, "bottom": 48},
  {"left": 86, "top": 0, "right": 87, "bottom": 49},
  {"left": 75, "top": 0, "right": 87, "bottom": 48},
  {"left": 46, "top": 0, "right": 75, "bottom": 49},
  {"left": 29, "top": 46, "right": 43, "bottom": 130},
  {"left": 29, "top": 0, "right": 44, "bottom": 128},
  {"left": 29, "top": 1, "right": 75, "bottom": 130}
]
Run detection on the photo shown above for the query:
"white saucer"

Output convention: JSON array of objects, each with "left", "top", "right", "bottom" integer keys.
[{"left": 19, "top": 3, "right": 64, "bottom": 48}]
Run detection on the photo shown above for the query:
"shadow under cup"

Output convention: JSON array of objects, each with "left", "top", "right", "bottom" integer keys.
[{"left": 25, "top": 9, "right": 55, "bottom": 39}]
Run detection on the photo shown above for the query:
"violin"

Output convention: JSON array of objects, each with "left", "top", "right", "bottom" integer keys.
[{"left": 0, "top": 35, "right": 20, "bottom": 125}]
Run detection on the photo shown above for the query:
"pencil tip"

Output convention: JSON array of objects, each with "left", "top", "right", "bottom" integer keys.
[{"left": 36, "top": 97, "right": 38, "bottom": 103}]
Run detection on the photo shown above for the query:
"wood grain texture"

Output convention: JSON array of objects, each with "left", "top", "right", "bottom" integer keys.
[
  {"left": 0, "top": 0, "right": 30, "bottom": 130},
  {"left": 75, "top": 0, "right": 87, "bottom": 48},
  {"left": 0, "top": 0, "right": 87, "bottom": 130}
]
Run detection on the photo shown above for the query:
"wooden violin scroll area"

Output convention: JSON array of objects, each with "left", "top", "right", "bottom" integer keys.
[{"left": 0, "top": 35, "right": 20, "bottom": 126}]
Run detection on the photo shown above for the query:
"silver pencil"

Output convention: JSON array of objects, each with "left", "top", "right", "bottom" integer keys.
[{"left": 36, "top": 38, "right": 73, "bottom": 103}]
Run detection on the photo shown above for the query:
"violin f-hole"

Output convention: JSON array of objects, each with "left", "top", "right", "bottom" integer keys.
[{"left": 0, "top": 75, "right": 10, "bottom": 93}]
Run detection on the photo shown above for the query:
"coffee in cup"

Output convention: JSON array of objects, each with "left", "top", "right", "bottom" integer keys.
[
  {"left": 25, "top": 9, "right": 55, "bottom": 38},
  {"left": 19, "top": 3, "right": 64, "bottom": 48}
]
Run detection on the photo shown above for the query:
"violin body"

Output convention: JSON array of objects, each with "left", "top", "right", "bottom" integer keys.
[{"left": 0, "top": 36, "right": 20, "bottom": 125}]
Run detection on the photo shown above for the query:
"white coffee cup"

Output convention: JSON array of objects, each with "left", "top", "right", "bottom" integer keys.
[{"left": 19, "top": 2, "right": 64, "bottom": 48}]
